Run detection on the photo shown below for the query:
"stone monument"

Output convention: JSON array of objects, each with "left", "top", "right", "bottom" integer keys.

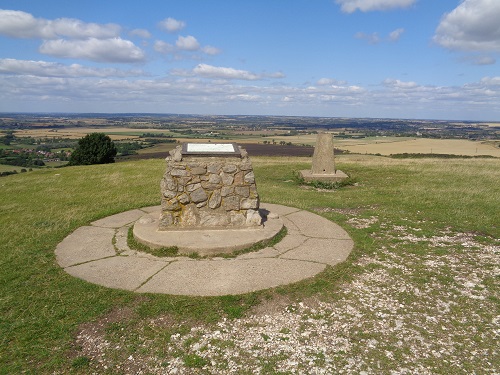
[
  {"left": 159, "top": 143, "right": 262, "bottom": 229},
  {"left": 300, "top": 133, "right": 348, "bottom": 182},
  {"left": 132, "top": 142, "right": 284, "bottom": 255}
]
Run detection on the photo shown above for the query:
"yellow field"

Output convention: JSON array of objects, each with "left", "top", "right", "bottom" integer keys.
[
  {"left": 13, "top": 127, "right": 166, "bottom": 141},
  {"left": 336, "top": 138, "right": 500, "bottom": 157},
  {"left": 268, "top": 134, "right": 500, "bottom": 157}
]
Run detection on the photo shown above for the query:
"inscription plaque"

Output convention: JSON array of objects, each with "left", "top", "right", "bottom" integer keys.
[{"left": 182, "top": 143, "right": 240, "bottom": 156}]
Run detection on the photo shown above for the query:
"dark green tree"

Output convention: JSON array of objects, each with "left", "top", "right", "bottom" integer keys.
[{"left": 69, "top": 133, "right": 117, "bottom": 165}]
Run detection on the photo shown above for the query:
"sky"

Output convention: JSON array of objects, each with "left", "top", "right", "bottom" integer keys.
[{"left": 0, "top": 0, "right": 499, "bottom": 121}]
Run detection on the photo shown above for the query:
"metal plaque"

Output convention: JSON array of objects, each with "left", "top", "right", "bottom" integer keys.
[{"left": 182, "top": 143, "right": 241, "bottom": 155}]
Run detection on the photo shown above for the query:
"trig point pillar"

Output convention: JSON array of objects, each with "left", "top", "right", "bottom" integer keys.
[{"left": 300, "top": 133, "right": 348, "bottom": 182}]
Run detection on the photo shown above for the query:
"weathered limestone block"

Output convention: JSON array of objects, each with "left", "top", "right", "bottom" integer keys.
[
  {"left": 159, "top": 211, "right": 175, "bottom": 227},
  {"left": 221, "top": 186, "right": 233, "bottom": 196},
  {"left": 201, "top": 181, "right": 220, "bottom": 191},
  {"left": 207, "top": 163, "right": 222, "bottom": 174},
  {"left": 178, "top": 193, "right": 190, "bottom": 204},
  {"left": 241, "top": 197, "right": 259, "bottom": 210},
  {"left": 208, "top": 189, "right": 222, "bottom": 209},
  {"left": 244, "top": 171, "right": 255, "bottom": 184},
  {"left": 220, "top": 172, "right": 234, "bottom": 186},
  {"left": 209, "top": 174, "right": 222, "bottom": 184},
  {"left": 222, "top": 164, "right": 238, "bottom": 174},
  {"left": 162, "top": 177, "right": 177, "bottom": 191},
  {"left": 180, "top": 204, "right": 199, "bottom": 226},
  {"left": 190, "top": 166, "right": 206, "bottom": 175},
  {"left": 200, "top": 211, "right": 229, "bottom": 227},
  {"left": 246, "top": 209, "right": 262, "bottom": 226},
  {"left": 233, "top": 171, "right": 244, "bottom": 186},
  {"left": 223, "top": 195, "right": 240, "bottom": 211},
  {"left": 162, "top": 198, "right": 180, "bottom": 211},
  {"left": 159, "top": 143, "right": 262, "bottom": 229},
  {"left": 190, "top": 187, "right": 208, "bottom": 203},
  {"left": 235, "top": 186, "right": 250, "bottom": 197},
  {"left": 186, "top": 182, "right": 201, "bottom": 192},
  {"left": 230, "top": 212, "right": 246, "bottom": 226},
  {"left": 171, "top": 168, "right": 188, "bottom": 177},
  {"left": 163, "top": 189, "right": 177, "bottom": 199}
]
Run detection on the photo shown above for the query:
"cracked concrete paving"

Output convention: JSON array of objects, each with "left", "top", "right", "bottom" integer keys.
[{"left": 55, "top": 203, "right": 354, "bottom": 296}]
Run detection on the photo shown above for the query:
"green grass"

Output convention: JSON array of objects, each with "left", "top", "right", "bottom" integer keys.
[
  {"left": 127, "top": 226, "right": 179, "bottom": 257},
  {"left": 0, "top": 155, "right": 498, "bottom": 373},
  {"left": 0, "top": 163, "right": 23, "bottom": 173}
]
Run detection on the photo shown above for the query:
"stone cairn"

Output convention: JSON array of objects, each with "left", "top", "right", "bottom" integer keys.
[{"left": 159, "top": 144, "right": 262, "bottom": 230}]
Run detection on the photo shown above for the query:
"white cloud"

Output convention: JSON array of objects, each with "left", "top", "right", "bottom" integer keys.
[
  {"left": 176, "top": 35, "right": 200, "bottom": 51},
  {"left": 193, "top": 64, "right": 261, "bottom": 80},
  {"left": 130, "top": 28, "right": 151, "bottom": 39},
  {"left": 0, "top": 9, "right": 120, "bottom": 39},
  {"left": 1, "top": 73, "right": 499, "bottom": 119},
  {"left": 355, "top": 32, "right": 380, "bottom": 44},
  {"left": 336, "top": 0, "right": 416, "bottom": 13},
  {"left": 389, "top": 28, "right": 404, "bottom": 41},
  {"left": 155, "top": 37, "right": 221, "bottom": 57},
  {"left": 154, "top": 40, "right": 174, "bottom": 53},
  {"left": 159, "top": 17, "right": 186, "bottom": 33},
  {"left": 39, "top": 38, "right": 145, "bottom": 63},
  {"left": 383, "top": 78, "right": 418, "bottom": 89},
  {"left": 202, "top": 45, "right": 222, "bottom": 55},
  {"left": 317, "top": 78, "right": 347, "bottom": 85},
  {"left": 481, "top": 76, "right": 500, "bottom": 86},
  {"left": 0, "top": 58, "right": 145, "bottom": 77},
  {"left": 434, "top": 0, "right": 500, "bottom": 52},
  {"left": 187, "top": 64, "right": 285, "bottom": 81}
]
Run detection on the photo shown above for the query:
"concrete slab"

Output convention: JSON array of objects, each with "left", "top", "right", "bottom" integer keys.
[
  {"left": 140, "top": 205, "right": 161, "bottom": 213},
  {"left": 285, "top": 210, "right": 351, "bottom": 239},
  {"left": 133, "top": 210, "right": 283, "bottom": 255},
  {"left": 280, "top": 216, "right": 301, "bottom": 235},
  {"left": 260, "top": 203, "right": 301, "bottom": 216},
  {"left": 272, "top": 234, "right": 308, "bottom": 254},
  {"left": 91, "top": 209, "right": 145, "bottom": 228},
  {"left": 280, "top": 238, "right": 354, "bottom": 266},
  {"left": 137, "top": 258, "right": 326, "bottom": 296},
  {"left": 55, "top": 204, "right": 354, "bottom": 296},
  {"left": 299, "top": 169, "right": 349, "bottom": 182},
  {"left": 65, "top": 256, "right": 168, "bottom": 291},
  {"left": 55, "top": 226, "right": 116, "bottom": 267},
  {"left": 236, "top": 247, "right": 280, "bottom": 259},
  {"left": 114, "top": 226, "right": 130, "bottom": 253}
]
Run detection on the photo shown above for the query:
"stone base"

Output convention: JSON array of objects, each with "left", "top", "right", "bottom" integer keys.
[
  {"left": 299, "top": 169, "right": 349, "bottom": 182},
  {"left": 134, "top": 208, "right": 283, "bottom": 256}
]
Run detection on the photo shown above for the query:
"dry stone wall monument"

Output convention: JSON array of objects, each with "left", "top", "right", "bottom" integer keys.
[
  {"left": 300, "top": 132, "right": 348, "bottom": 182},
  {"left": 159, "top": 143, "right": 263, "bottom": 229}
]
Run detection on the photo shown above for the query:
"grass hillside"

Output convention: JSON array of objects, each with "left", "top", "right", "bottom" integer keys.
[{"left": 0, "top": 155, "right": 498, "bottom": 374}]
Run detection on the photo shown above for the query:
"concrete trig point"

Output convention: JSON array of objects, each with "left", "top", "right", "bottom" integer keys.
[
  {"left": 300, "top": 133, "right": 348, "bottom": 182},
  {"left": 133, "top": 143, "right": 283, "bottom": 255}
]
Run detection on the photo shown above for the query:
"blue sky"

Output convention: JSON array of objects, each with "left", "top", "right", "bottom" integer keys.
[{"left": 0, "top": 0, "right": 499, "bottom": 121}]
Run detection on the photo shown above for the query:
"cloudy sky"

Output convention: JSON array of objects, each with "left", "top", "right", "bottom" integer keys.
[{"left": 0, "top": 0, "right": 499, "bottom": 120}]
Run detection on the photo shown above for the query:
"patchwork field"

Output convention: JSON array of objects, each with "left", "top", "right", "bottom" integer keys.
[
  {"left": 337, "top": 137, "right": 500, "bottom": 156},
  {"left": 12, "top": 126, "right": 500, "bottom": 157}
]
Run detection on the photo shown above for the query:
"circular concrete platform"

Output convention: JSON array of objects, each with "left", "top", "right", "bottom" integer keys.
[
  {"left": 133, "top": 208, "right": 284, "bottom": 256},
  {"left": 55, "top": 203, "right": 354, "bottom": 296}
]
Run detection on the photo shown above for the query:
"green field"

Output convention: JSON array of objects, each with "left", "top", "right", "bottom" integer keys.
[
  {"left": 0, "top": 164, "right": 22, "bottom": 173},
  {"left": 0, "top": 155, "right": 498, "bottom": 374}
]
